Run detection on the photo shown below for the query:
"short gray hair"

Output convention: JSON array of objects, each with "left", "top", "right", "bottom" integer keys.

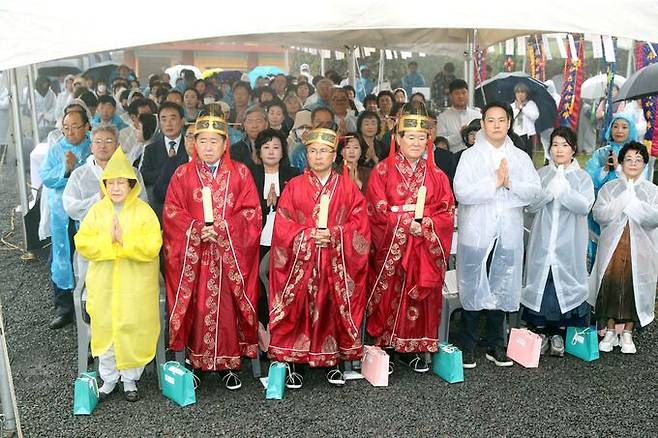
[
  {"left": 244, "top": 104, "right": 267, "bottom": 121},
  {"left": 91, "top": 123, "right": 118, "bottom": 141},
  {"left": 513, "top": 83, "right": 530, "bottom": 94}
]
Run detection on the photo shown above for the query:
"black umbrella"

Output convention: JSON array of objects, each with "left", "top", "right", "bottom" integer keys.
[
  {"left": 614, "top": 62, "right": 658, "bottom": 102},
  {"left": 82, "top": 63, "right": 135, "bottom": 85},
  {"left": 474, "top": 71, "right": 558, "bottom": 133},
  {"left": 216, "top": 70, "right": 243, "bottom": 82},
  {"left": 38, "top": 66, "right": 81, "bottom": 78}
]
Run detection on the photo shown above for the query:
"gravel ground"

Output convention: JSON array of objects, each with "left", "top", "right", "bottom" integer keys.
[{"left": 1, "top": 145, "right": 658, "bottom": 437}]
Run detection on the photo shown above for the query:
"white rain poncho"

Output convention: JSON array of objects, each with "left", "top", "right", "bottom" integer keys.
[
  {"left": 522, "top": 160, "right": 594, "bottom": 313},
  {"left": 588, "top": 175, "right": 658, "bottom": 327},
  {"left": 62, "top": 154, "right": 147, "bottom": 221},
  {"left": 454, "top": 132, "right": 541, "bottom": 311}
]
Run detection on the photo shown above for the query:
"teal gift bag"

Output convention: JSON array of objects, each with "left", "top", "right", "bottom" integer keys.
[
  {"left": 566, "top": 327, "right": 600, "bottom": 362},
  {"left": 159, "top": 361, "right": 197, "bottom": 407},
  {"left": 73, "top": 371, "right": 98, "bottom": 415},
  {"left": 265, "top": 362, "right": 288, "bottom": 400},
  {"left": 432, "top": 344, "right": 464, "bottom": 384}
]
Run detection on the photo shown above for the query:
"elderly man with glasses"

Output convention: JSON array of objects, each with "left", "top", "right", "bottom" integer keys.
[{"left": 39, "top": 110, "right": 92, "bottom": 329}]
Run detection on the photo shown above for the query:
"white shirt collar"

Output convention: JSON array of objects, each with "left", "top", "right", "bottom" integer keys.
[{"left": 164, "top": 133, "right": 182, "bottom": 152}]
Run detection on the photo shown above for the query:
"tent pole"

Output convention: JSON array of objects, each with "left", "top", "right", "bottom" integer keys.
[
  {"left": 8, "top": 69, "right": 29, "bottom": 250},
  {"left": 26, "top": 65, "right": 40, "bottom": 144},
  {"left": 284, "top": 49, "right": 290, "bottom": 75},
  {"left": 348, "top": 47, "right": 356, "bottom": 86},
  {"left": 467, "top": 29, "right": 475, "bottom": 107},
  {"left": 626, "top": 43, "right": 634, "bottom": 78},
  {"left": 377, "top": 49, "right": 385, "bottom": 91}
]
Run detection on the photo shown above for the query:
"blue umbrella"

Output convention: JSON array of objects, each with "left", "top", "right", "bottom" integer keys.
[
  {"left": 247, "top": 66, "right": 285, "bottom": 87},
  {"left": 475, "top": 71, "right": 558, "bottom": 133}
]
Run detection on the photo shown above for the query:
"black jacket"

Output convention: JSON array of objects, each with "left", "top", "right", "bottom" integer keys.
[{"left": 250, "top": 164, "right": 301, "bottom": 227}]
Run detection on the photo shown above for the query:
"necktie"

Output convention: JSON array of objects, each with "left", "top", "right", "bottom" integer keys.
[
  {"left": 168, "top": 140, "right": 176, "bottom": 157},
  {"left": 208, "top": 165, "right": 217, "bottom": 174}
]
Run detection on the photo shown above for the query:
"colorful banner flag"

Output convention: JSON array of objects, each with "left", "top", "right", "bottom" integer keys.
[
  {"left": 527, "top": 34, "right": 546, "bottom": 81},
  {"left": 504, "top": 55, "right": 515, "bottom": 72},
  {"left": 600, "top": 37, "right": 617, "bottom": 143},
  {"left": 557, "top": 35, "right": 585, "bottom": 130},
  {"left": 474, "top": 47, "right": 487, "bottom": 86}
]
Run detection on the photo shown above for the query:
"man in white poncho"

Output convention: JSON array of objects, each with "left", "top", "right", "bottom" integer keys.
[{"left": 454, "top": 102, "right": 541, "bottom": 368}]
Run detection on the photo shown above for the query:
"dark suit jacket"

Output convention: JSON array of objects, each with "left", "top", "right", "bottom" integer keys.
[
  {"left": 140, "top": 133, "right": 188, "bottom": 221},
  {"left": 250, "top": 164, "right": 300, "bottom": 227},
  {"left": 433, "top": 146, "right": 456, "bottom": 185},
  {"left": 153, "top": 154, "right": 190, "bottom": 205},
  {"left": 230, "top": 138, "right": 256, "bottom": 168}
]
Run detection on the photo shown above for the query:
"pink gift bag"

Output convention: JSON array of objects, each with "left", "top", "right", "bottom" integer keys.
[
  {"left": 361, "top": 345, "right": 389, "bottom": 387},
  {"left": 506, "top": 328, "right": 541, "bottom": 368}
]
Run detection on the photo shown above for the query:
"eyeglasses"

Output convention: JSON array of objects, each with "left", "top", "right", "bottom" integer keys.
[
  {"left": 93, "top": 139, "right": 116, "bottom": 145},
  {"left": 62, "top": 124, "right": 84, "bottom": 132},
  {"left": 623, "top": 158, "right": 645, "bottom": 165},
  {"left": 307, "top": 148, "right": 333, "bottom": 156}
]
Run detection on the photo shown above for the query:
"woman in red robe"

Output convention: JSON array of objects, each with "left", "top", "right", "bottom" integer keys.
[
  {"left": 268, "top": 127, "right": 371, "bottom": 388},
  {"left": 366, "top": 103, "right": 455, "bottom": 374},
  {"left": 163, "top": 105, "right": 262, "bottom": 390}
]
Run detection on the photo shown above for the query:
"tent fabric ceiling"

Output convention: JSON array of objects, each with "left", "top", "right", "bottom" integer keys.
[{"left": 1, "top": 0, "right": 658, "bottom": 71}]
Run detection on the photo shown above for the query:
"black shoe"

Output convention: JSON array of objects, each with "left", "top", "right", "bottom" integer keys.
[
  {"left": 485, "top": 347, "right": 513, "bottom": 367},
  {"left": 49, "top": 312, "right": 73, "bottom": 330},
  {"left": 399, "top": 354, "right": 430, "bottom": 373},
  {"left": 462, "top": 350, "right": 477, "bottom": 369},
  {"left": 124, "top": 390, "right": 139, "bottom": 402}
]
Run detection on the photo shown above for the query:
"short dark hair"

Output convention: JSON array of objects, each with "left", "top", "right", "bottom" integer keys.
[
  {"left": 410, "top": 92, "right": 427, "bottom": 102},
  {"left": 183, "top": 87, "right": 201, "bottom": 101},
  {"left": 97, "top": 95, "right": 116, "bottom": 107},
  {"left": 264, "top": 99, "right": 289, "bottom": 119},
  {"left": 435, "top": 136, "right": 449, "bottom": 146},
  {"left": 311, "top": 106, "right": 334, "bottom": 124},
  {"left": 481, "top": 101, "right": 512, "bottom": 120},
  {"left": 550, "top": 127, "right": 578, "bottom": 153},
  {"left": 619, "top": 141, "right": 649, "bottom": 164},
  {"left": 342, "top": 84, "right": 356, "bottom": 94},
  {"left": 78, "top": 91, "right": 98, "bottom": 110},
  {"left": 408, "top": 61, "right": 418, "bottom": 67},
  {"left": 119, "top": 89, "right": 131, "bottom": 102},
  {"left": 232, "top": 81, "right": 252, "bottom": 95},
  {"left": 363, "top": 94, "right": 377, "bottom": 107},
  {"left": 356, "top": 110, "right": 381, "bottom": 135},
  {"left": 139, "top": 113, "right": 158, "bottom": 142},
  {"left": 377, "top": 90, "right": 394, "bottom": 103},
  {"left": 158, "top": 101, "right": 184, "bottom": 118},
  {"left": 255, "top": 86, "right": 275, "bottom": 102},
  {"left": 127, "top": 98, "right": 152, "bottom": 116},
  {"left": 166, "top": 90, "right": 183, "bottom": 100},
  {"left": 254, "top": 128, "right": 288, "bottom": 161},
  {"left": 449, "top": 79, "right": 468, "bottom": 94}
]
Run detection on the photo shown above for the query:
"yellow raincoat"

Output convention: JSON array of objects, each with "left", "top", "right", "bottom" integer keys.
[{"left": 74, "top": 148, "right": 162, "bottom": 369}]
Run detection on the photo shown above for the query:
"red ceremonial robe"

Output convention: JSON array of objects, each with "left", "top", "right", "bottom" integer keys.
[
  {"left": 366, "top": 153, "right": 454, "bottom": 353},
  {"left": 163, "top": 159, "right": 262, "bottom": 371},
  {"left": 268, "top": 170, "right": 371, "bottom": 367}
]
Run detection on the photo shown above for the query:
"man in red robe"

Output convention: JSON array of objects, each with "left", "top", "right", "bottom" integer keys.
[
  {"left": 268, "top": 126, "right": 371, "bottom": 388},
  {"left": 366, "top": 103, "right": 455, "bottom": 373},
  {"left": 163, "top": 105, "right": 262, "bottom": 390}
]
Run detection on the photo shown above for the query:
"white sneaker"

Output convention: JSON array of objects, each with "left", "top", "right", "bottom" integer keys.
[
  {"left": 598, "top": 329, "right": 619, "bottom": 352},
  {"left": 620, "top": 331, "right": 637, "bottom": 354}
]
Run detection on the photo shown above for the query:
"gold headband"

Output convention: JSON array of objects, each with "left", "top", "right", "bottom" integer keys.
[
  {"left": 304, "top": 128, "right": 338, "bottom": 150},
  {"left": 195, "top": 114, "right": 227, "bottom": 136},
  {"left": 398, "top": 114, "right": 431, "bottom": 134}
]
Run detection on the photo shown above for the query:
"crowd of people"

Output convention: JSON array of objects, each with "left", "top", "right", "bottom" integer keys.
[{"left": 27, "top": 62, "right": 658, "bottom": 404}]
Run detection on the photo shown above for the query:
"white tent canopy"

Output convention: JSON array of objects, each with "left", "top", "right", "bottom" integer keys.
[{"left": 2, "top": 0, "right": 658, "bottom": 71}]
